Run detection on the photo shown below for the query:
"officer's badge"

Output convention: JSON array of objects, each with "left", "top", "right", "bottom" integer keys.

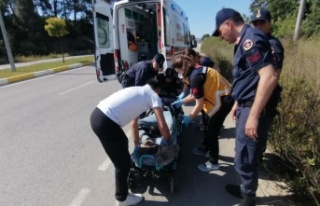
[
  {"left": 243, "top": 39, "right": 253, "bottom": 51},
  {"left": 256, "top": 10, "right": 261, "bottom": 18}
]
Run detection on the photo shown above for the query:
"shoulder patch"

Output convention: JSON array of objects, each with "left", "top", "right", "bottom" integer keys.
[{"left": 243, "top": 39, "right": 253, "bottom": 51}]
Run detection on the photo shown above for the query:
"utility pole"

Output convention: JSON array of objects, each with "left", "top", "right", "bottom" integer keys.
[
  {"left": 0, "top": 9, "right": 16, "bottom": 71},
  {"left": 293, "top": 0, "right": 306, "bottom": 41}
]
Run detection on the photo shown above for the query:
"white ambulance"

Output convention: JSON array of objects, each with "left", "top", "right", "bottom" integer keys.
[{"left": 92, "top": 0, "right": 197, "bottom": 82}]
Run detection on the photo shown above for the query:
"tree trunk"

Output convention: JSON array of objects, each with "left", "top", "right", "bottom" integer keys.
[{"left": 60, "top": 37, "right": 65, "bottom": 63}]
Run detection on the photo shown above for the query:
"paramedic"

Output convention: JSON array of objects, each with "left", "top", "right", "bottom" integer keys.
[{"left": 171, "top": 55, "right": 234, "bottom": 172}]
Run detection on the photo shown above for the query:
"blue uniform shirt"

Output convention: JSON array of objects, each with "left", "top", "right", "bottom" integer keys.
[
  {"left": 232, "top": 25, "right": 273, "bottom": 102},
  {"left": 267, "top": 33, "right": 284, "bottom": 70},
  {"left": 124, "top": 60, "right": 158, "bottom": 87}
]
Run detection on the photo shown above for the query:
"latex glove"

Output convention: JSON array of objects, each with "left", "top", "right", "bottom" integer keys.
[
  {"left": 131, "top": 145, "right": 141, "bottom": 163},
  {"left": 177, "top": 92, "right": 186, "bottom": 101},
  {"left": 171, "top": 100, "right": 183, "bottom": 109},
  {"left": 133, "top": 145, "right": 140, "bottom": 155},
  {"left": 182, "top": 115, "right": 192, "bottom": 126},
  {"left": 160, "top": 138, "right": 171, "bottom": 146}
]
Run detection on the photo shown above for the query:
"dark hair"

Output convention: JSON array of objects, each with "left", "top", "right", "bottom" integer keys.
[
  {"left": 184, "top": 48, "right": 201, "bottom": 64},
  {"left": 184, "top": 47, "right": 197, "bottom": 57},
  {"left": 147, "top": 78, "right": 163, "bottom": 90},
  {"left": 172, "top": 55, "right": 194, "bottom": 80},
  {"left": 165, "top": 68, "right": 178, "bottom": 79}
]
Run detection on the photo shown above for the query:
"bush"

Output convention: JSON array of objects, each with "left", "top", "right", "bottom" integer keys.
[{"left": 200, "top": 37, "right": 233, "bottom": 82}]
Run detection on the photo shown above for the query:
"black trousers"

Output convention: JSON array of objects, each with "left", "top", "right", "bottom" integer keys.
[
  {"left": 202, "top": 95, "right": 234, "bottom": 164},
  {"left": 90, "top": 108, "right": 130, "bottom": 201}
]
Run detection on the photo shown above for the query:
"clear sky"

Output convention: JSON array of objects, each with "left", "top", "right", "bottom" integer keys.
[{"left": 174, "top": 0, "right": 253, "bottom": 38}]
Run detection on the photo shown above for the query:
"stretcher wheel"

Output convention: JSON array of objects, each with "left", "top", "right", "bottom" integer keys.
[{"left": 128, "top": 172, "right": 141, "bottom": 189}]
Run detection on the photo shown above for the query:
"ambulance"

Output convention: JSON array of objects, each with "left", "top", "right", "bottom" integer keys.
[{"left": 92, "top": 0, "right": 197, "bottom": 82}]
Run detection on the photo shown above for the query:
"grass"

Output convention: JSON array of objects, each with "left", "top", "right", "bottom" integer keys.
[{"left": 0, "top": 56, "right": 94, "bottom": 79}]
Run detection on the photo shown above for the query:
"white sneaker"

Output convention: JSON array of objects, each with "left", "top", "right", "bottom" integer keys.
[
  {"left": 116, "top": 193, "right": 143, "bottom": 206},
  {"left": 198, "top": 161, "right": 219, "bottom": 172}
]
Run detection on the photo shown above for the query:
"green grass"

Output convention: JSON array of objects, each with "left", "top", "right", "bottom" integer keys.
[{"left": 0, "top": 56, "right": 94, "bottom": 79}]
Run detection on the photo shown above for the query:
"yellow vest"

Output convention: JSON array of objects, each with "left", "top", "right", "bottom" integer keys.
[{"left": 197, "top": 67, "right": 231, "bottom": 117}]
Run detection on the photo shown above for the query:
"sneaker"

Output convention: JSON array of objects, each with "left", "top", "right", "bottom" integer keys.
[
  {"left": 198, "top": 161, "right": 219, "bottom": 172},
  {"left": 239, "top": 196, "right": 256, "bottom": 206},
  {"left": 192, "top": 146, "right": 209, "bottom": 158},
  {"left": 116, "top": 193, "right": 143, "bottom": 206}
]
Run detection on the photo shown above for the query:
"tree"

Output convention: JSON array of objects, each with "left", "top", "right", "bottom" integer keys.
[
  {"left": 201, "top": 34, "right": 210, "bottom": 41},
  {"left": 44, "top": 17, "right": 69, "bottom": 62}
]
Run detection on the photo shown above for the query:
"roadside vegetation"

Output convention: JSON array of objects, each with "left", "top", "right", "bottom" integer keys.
[{"left": 201, "top": 37, "right": 320, "bottom": 205}]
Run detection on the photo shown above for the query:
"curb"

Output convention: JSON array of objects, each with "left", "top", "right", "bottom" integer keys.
[{"left": 0, "top": 62, "right": 93, "bottom": 87}]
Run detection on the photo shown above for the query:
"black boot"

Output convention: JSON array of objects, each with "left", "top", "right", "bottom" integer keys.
[{"left": 239, "top": 196, "right": 256, "bottom": 206}]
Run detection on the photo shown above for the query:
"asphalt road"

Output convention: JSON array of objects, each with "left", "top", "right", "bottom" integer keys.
[{"left": 0, "top": 66, "right": 288, "bottom": 206}]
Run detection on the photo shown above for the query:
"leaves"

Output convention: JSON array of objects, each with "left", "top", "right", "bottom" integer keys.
[{"left": 44, "top": 17, "right": 69, "bottom": 37}]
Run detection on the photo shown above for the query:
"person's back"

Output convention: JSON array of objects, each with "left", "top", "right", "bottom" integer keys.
[
  {"left": 97, "top": 85, "right": 159, "bottom": 127},
  {"left": 121, "top": 54, "right": 165, "bottom": 88}
]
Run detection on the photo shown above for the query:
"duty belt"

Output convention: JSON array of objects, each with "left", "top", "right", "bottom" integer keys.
[{"left": 238, "top": 101, "right": 254, "bottom": 107}]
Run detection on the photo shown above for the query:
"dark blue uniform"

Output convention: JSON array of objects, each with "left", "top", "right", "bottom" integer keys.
[
  {"left": 232, "top": 25, "right": 277, "bottom": 197},
  {"left": 268, "top": 33, "right": 284, "bottom": 70},
  {"left": 122, "top": 60, "right": 158, "bottom": 88}
]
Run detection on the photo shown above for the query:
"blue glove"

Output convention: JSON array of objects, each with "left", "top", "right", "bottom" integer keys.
[
  {"left": 131, "top": 145, "right": 141, "bottom": 163},
  {"left": 182, "top": 115, "right": 192, "bottom": 126},
  {"left": 171, "top": 100, "right": 183, "bottom": 109},
  {"left": 133, "top": 145, "right": 140, "bottom": 154},
  {"left": 160, "top": 138, "right": 171, "bottom": 146},
  {"left": 177, "top": 92, "right": 186, "bottom": 101}
]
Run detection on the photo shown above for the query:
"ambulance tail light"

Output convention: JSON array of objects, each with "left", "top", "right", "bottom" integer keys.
[{"left": 114, "top": 49, "right": 121, "bottom": 72}]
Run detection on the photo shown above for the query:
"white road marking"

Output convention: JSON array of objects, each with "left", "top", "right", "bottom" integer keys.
[
  {"left": 98, "top": 158, "right": 112, "bottom": 171},
  {"left": 59, "top": 81, "right": 94, "bottom": 95},
  {"left": 68, "top": 188, "right": 90, "bottom": 206}
]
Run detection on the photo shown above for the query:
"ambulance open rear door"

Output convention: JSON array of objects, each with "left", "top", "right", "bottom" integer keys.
[{"left": 93, "top": 0, "right": 115, "bottom": 82}]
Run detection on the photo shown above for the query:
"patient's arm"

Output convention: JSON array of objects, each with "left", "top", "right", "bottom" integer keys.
[{"left": 153, "top": 107, "right": 171, "bottom": 144}]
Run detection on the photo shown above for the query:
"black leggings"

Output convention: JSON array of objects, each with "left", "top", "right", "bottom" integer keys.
[
  {"left": 203, "top": 95, "right": 234, "bottom": 164},
  {"left": 90, "top": 108, "right": 131, "bottom": 201}
]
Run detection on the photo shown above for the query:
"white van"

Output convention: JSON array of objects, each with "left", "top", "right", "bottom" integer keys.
[{"left": 92, "top": 0, "right": 197, "bottom": 82}]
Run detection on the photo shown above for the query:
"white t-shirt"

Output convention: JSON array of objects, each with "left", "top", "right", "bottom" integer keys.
[{"left": 97, "top": 85, "right": 162, "bottom": 127}]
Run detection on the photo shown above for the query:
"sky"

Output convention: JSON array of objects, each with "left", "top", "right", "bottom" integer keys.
[{"left": 174, "top": 0, "right": 253, "bottom": 38}]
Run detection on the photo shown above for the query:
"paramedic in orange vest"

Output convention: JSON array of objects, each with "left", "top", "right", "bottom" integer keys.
[{"left": 171, "top": 55, "right": 234, "bottom": 172}]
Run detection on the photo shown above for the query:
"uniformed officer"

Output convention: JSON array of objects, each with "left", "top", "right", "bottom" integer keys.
[
  {"left": 251, "top": 8, "right": 285, "bottom": 161},
  {"left": 121, "top": 53, "right": 165, "bottom": 88},
  {"left": 212, "top": 8, "right": 279, "bottom": 206},
  {"left": 251, "top": 8, "right": 284, "bottom": 73}
]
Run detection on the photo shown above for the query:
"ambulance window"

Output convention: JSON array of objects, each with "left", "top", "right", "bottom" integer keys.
[
  {"left": 96, "top": 13, "right": 111, "bottom": 49},
  {"left": 183, "top": 23, "right": 190, "bottom": 45},
  {"left": 163, "top": 8, "right": 170, "bottom": 46}
]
